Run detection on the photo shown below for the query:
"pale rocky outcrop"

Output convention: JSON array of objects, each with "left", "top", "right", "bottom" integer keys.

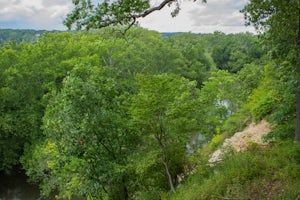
[{"left": 208, "top": 120, "right": 271, "bottom": 165}]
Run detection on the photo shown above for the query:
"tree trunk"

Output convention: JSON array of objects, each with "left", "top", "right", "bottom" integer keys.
[
  {"left": 156, "top": 112, "right": 176, "bottom": 193},
  {"left": 162, "top": 156, "right": 176, "bottom": 193},
  {"left": 157, "top": 139, "right": 176, "bottom": 193},
  {"left": 296, "top": 8, "right": 300, "bottom": 142},
  {"left": 120, "top": 178, "right": 129, "bottom": 200},
  {"left": 296, "top": 92, "right": 300, "bottom": 141}
]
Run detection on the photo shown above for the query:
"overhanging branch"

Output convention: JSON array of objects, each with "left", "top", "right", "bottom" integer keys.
[
  {"left": 66, "top": 0, "right": 206, "bottom": 30},
  {"left": 132, "top": 0, "right": 176, "bottom": 18}
]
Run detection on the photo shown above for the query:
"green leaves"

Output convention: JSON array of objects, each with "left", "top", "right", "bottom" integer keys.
[
  {"left": 198, "top": 70, "right": 242, "bottom": 136},
  {"left": 242, "top": 0, "right": 298, "bottom": 57},
  {"left": 211, "top": 33, "right": 265, "bottom": 73},
  {"left": 130, "top": 73, "right": 200, "bottom": 191},
  {"left": 131, "top": 73, "right": 200, "bottom": 136},
  {"left": 0, "top": 28, "right": 272, "bottom": 198},
  {"left": 42, "top": 64, "right": 136, "bottom": 198}
]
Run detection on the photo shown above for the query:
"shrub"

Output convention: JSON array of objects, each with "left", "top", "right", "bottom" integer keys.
[
  {"left": 170, "top": 141, "right": 300, "bottom": 200},
  {"left": 222, "top": 107, "right": 251, "bottom": 135},
  {"left": 249, "top": 90, "right": 279, "bottom": 122}
]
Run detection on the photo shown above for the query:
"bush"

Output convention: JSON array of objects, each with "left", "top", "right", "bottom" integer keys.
[
  {"left": 207, "top": 133, "right": 227, "bottom": 151},
  {"left": 222, "top": 107, "right": 251, "bottom": 135},
  {"left": 249, "top": 90, "right": 279, "bottom": 122},
  {"left": 170, "top": 141, "right": 300, "bottom": 200}
]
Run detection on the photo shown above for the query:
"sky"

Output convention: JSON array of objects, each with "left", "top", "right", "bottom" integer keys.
[{"left": 0, "top": 0, "right": 255, "bottom": 34}]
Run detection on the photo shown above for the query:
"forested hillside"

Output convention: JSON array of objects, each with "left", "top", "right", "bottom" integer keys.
[
  {"left": 0, "top": 28, "right": 299, "bottom": 199},
  {"left": 0, "top": 29, "right": 57, "bottom": 46}
]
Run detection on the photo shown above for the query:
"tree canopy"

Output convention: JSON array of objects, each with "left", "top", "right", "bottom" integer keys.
[{"left": 1, "top": 23, "right": 299, "bottom": 199}]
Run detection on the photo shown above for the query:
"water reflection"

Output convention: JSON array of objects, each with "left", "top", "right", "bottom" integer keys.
[
  {"left": 0, "top": 168, "right": 45, "bottom": 200},
  {"left": 0, "top": 168, "right": 85, "bottom": 200}
]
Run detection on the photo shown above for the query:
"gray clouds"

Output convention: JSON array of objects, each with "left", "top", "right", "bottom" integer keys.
[
  {"left": 138, "top": 0, "right": 254, "bottom": 33},
  {"left": 0, "top": 0, "right": 254, "bottom": 33},
  {"left": 0, "top": 0, "right": 73, "bottom": 30},
  {"left": 189, "top": 0, "right": 248, "bottom": 27}
]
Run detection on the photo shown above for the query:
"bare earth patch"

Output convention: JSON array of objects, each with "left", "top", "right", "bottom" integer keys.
[{"left": 209, "top": 120, "right": 271, "bottom": 165}]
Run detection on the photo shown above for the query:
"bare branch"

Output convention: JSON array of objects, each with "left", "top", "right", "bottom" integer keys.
[{"left": 132, "top": 0, "right": 176, "bottom": 18}]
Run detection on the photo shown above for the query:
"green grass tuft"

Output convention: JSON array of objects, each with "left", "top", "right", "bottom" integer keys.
[{"left": 170, "top": 141, "right": 300, "bottom": 200}]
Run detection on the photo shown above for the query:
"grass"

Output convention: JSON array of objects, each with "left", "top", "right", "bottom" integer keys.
[{"left": 168, "top": 141, "right": 300, "bottom": 200}]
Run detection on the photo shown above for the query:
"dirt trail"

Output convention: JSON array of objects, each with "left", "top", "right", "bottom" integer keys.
[{"left": 209, "top": 120, "right": 271, "bottom": 165}]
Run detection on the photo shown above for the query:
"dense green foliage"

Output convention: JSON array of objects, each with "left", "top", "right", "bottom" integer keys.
[
  {"left": 211, "top": 33, "right": 265, "bottom": 73},
  {"left": 0, "top": 27, "right": 299, "bottom": 199},
  {"left": 242, "top": 0, "right": 300, "bottom": 142},
  {"left": 130, "top": 74, "right": 200, "bottom": 193}
]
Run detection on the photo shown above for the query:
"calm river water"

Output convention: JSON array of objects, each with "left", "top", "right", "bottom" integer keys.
[
  {"left": 0, "top": 168, "right": 86, "bottom": 200},
  {"left": 0, "top": 168, "right": 51, "bottom": 200}
]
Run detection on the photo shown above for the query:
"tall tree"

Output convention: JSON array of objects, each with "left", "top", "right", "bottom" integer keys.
[
  {"left": 130, "top": 74, "right": 200, "bottom": 193},
  {"left": 242, "top": 0, "right": 300, "bottom": 141},
  {"left": 42, "top": 65, "right": 136, "bottom": 199},
  {"left": 64, "top": 0, "right": 206, "bottom": 30},
  {"left": 198, "top": 70, "right": 244, "bottom": 137}
]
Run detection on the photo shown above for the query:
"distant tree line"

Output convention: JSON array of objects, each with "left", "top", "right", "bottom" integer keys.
[{"left": 0, "top": 29, "right": 59, "bottom": 46}]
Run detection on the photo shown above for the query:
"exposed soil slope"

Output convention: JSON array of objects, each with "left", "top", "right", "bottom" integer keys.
[{"left": 209, "top": 120, "right": 271, "bottom": 164}]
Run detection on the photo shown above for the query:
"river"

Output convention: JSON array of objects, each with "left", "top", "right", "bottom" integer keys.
[{"left": 0, "top": 168, "right": 50, "bottom": 200}]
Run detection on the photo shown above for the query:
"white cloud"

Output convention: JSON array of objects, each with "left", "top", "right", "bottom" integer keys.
[
  {"left": 0, "top": 0, "right": 73, "bottom": 30},
  {"left": 0, "top": 0, "right": 254, "bottom": 33},
  {"left": 20, "top": 0, "right": 44, "bottom": 10},
  {"left": 138, "top": 0, "right": 255, "bottom": 33}
]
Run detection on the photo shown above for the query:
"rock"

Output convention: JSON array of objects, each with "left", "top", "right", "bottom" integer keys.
[{"left": 208, "top": 120, "right": 271, "bottom": 165}]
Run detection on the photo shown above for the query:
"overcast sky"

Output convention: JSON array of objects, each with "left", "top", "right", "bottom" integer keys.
[{"left": 0, "top": 0, "right": 255, "bottom": 34}]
